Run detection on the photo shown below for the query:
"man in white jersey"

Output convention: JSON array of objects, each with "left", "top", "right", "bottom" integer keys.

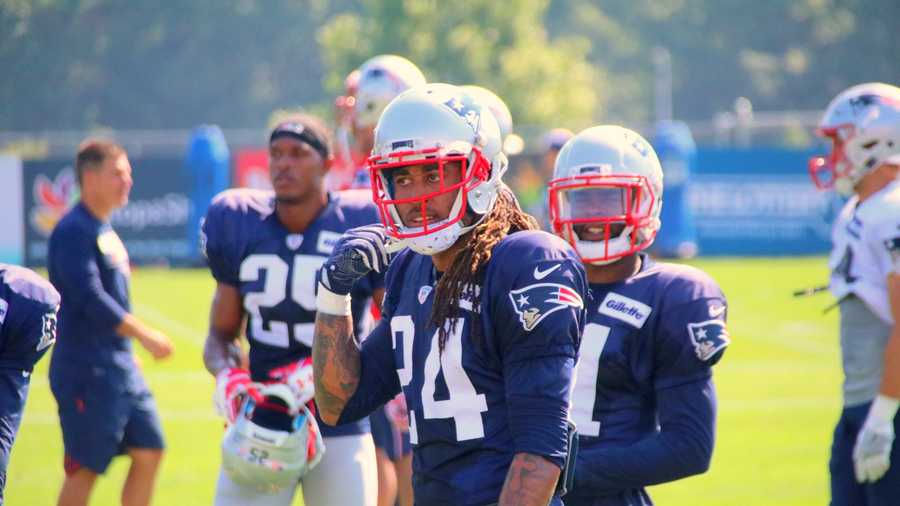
[{"left": 808, "top": 82, "right": 900, "bottom": 506}]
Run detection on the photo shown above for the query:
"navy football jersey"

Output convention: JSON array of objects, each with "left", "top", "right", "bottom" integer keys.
[
  {"left": 202, "top": 188, "right": 383, "bottom": 436},
  {"left": 340, "top": 230, "right": 588, "bottom": 506},
  {"left": 0, "top": 264, "right": 60, "bottom": 371},
  {"left": 568, "top": 255, "right": 728, "bottom": 500}
]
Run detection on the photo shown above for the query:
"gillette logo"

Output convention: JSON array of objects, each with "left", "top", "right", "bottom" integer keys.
[
  {"left": 598, "top": 292, "right": 652, "bottom": 329},
  {"left": 606, "top": 300, "right": 645, "bottom": 319}
]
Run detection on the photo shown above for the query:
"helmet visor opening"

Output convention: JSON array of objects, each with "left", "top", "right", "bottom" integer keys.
[{"left": 548, "top": 173, "right": 657, "bottom": 263}]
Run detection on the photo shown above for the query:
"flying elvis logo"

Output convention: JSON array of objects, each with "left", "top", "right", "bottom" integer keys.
[
  {"left": 509, "top": 283, "right": 583, "bottom": 331},
  {"left": 443, "top": 95, "right": 481, "bottom": 133},
  {"left": 598, "top": 292, "right": 652, "bottom": 329},
  {"left": 687, "top": 320, "right": 730, "bottom": 361}
]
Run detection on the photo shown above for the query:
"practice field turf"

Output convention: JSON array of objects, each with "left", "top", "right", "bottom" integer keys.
[{"left": 7, "top": 257, "right": 840, "bottom": 505}]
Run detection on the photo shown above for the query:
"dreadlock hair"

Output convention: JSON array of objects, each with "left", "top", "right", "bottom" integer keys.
[{"left": 430, "top": 186, "right": 540, "bottom": 352}]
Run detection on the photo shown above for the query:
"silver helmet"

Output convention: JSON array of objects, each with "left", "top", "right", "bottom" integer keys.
[
  {"left": 809, "top": 82, "right": 900, "bottom": 195},
  {"left": 549, "top": 125, "right": 663, "bottom": 265},
  {"left": 354, "top": 55, "right": 427, "bottom": 129},
  {"left": 221, "top": 383, "right": 325, "bottom": 494},
  {"left": 367, "top": 83, "right": 507, "bottom": 255}
]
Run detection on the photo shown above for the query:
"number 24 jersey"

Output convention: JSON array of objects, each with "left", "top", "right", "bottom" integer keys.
[{"left": 340, "top": 230, "right": 589, "bottom": 506}]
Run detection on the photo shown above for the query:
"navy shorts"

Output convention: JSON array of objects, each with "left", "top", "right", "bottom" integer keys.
[
  {"left": 51, "top": 369, "right": 164, "bottom": 474},
  {"left": 830, "top": 402, "right": 900, "bottom": 506},
  {"left": 0, "top": 368, "right": 33, "bottom": 502},
  {"left": 369, "top": 405, "right": 411, "bottom": 461}
]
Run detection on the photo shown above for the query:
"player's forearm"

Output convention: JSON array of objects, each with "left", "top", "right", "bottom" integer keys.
[
  {"left": 203, "top": 331, "right": 243, "bottom": 376},
  {"left": 879, "top": 326, "right": 900, "bottom": 399},
  {"left": 498, "top": 453, "right": 560, "bottom": 506},
  {"left": 575, "top": 380, "right": 715, "bottom": 494},
  {"left": 882, "top": 274, "right": 900, "bottom": 398},
  {"left": 575, "top": 430, "right": 712, "bottom": 494},
  {"left": 313, "top": 312, "right": 360, "bottom": 425}
]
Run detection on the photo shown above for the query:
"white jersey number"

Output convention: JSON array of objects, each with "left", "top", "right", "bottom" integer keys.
[
  {"left": 570, "top": 323, "right": 611, "bottom": 437},
  {"left": 239, "top": 254, "right": 326, "bottom": 348},
  {"left": 390, "top": 316, "right": 488, "bottom": 444}
]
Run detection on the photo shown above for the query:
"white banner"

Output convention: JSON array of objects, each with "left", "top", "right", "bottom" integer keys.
[{"left": 0, "top": 155, "right": 24, "bottom": 264}]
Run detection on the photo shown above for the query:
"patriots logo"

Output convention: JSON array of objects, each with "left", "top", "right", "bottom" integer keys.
[
  {"left": 849, "top": 94, "right": 878, "bottom": 112},
  {"left": 443, "top": 95, "right": 481, "bottom": 133},
  {"left": 37, "top": 310, "right": 58, "bottom": 351},
  {"left": 509, "top": 283, "right": 584, "bottom": 332},
  {"left": 687, "top": 320, "right": 730, "bottom": 361}
]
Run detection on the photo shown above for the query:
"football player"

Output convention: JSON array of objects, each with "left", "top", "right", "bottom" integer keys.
[
  {"left": 808, "top": 82, "right": 900, "bottom": 505},
  {"left": 327, "top": 69, "right": 362, "bottom": 192},
  {"left": 201, "top": 115, "right": 381, "bottom": 506},
  {"left": 344, "top": 54, "right": 425, "bottom": 506},
  {"left": 0, "top": 264, "right": 59, "bottom": 503},
  {"left": 348, "top": 55, "right": 426, "bottom": 189},
  {"left": 548, "top": 126, "right": 729, "bottom": 505},
  {"left": 312, "top": 83, "right": 588, "bottom": 506}
]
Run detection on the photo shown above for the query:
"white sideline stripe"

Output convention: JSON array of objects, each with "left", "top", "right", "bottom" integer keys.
[{"left": 133, "top": 302, "right": 205, "bottom": 347}]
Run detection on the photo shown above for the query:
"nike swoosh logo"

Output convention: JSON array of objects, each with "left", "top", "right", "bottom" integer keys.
[
  {"left": 709, "top": 305, "right": 726, "bottom": 318},
  {"left": 533, "top": 264, "right": 561, "bottom": 280}
]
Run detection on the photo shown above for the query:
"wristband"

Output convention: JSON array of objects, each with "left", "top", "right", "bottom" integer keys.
[
  {"left": 869, "top": 394, "right": 900, "bottom": 422},
  {"left": 316, "top": 283, "right": 352, "bottom": 316}
]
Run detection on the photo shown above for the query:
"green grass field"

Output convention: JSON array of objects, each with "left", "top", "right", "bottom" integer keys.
[{"left": 7, "top": 257, "right": 840, "bottom": 505}]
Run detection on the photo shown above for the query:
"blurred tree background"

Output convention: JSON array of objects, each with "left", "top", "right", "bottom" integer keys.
[{"left": 1, "top": 0, "right": 898, "bottom": 134}]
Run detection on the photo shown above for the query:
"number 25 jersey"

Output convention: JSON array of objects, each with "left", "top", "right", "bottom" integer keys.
[{"left": 202, "top": 188, "right": 383, "bottom": 437}]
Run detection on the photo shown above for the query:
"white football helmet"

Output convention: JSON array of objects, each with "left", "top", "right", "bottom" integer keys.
[
  {"left": 549, "top": 125, "right": 663, "bottom": 265},
  {"left": 354, "top": 55, "right": 427, "bottom": 129},
  {"left": 460, "top": 85, "right": 513, "bottom": 148},
  {"left": 368, "top": 83, "right": 507, "bottom": 255},
  {"left": 221, "top": 383, "right": 325, "bottom": 494},
  {"left": 809, "top": 82, "right": 900, "bottom": 195}
]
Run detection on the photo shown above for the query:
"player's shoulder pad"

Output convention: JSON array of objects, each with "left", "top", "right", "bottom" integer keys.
[
  {"left": 331, "top": 189, "right": 380, "bottom": 224},
  {"left": 643, "top": 261, "right": 725, "bottom": 306},
  {"left": 208, "top": 188, "right": 275, "bottom": 221},
  {"left": 0, "top": 264, "right": 61, "bottom": 309},
  {"left": 492, "top": 230, "right": 581, "bottom": 267},
  {"left": 490, "top": 231, "right": 587, "bottom": 333},
  {"left": 863, "top": 182, "right": 900, "bottom": 233},
  {"left": 646, "top": 262, "right": 729, "bottom": 363}
]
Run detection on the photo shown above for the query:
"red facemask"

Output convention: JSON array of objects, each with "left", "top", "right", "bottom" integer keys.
[{"left": 367, "top": 147, "right": 491, "bottom": 239}]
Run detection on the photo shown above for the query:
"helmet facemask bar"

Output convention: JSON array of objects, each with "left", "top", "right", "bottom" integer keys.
[
  {"left": 368, "top": 146, "right": 491, "bottom": 240},
  {"left": 809, "top": 124, "right": 854, "bottom": 191},
  {"left": 549, "top": 173, "right": 658, "bottom": 264}
]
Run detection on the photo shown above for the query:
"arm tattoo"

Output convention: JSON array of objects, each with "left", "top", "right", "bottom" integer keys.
[
  {"left": 498, "top": 453, "right": 561, "bottom": 506},
  {"left": 313, "top": 313, "right": 361, "bottom": 424}
]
